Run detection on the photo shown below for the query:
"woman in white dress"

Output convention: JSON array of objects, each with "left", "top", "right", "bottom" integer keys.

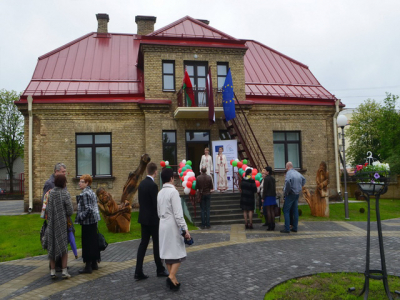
[
  {"left": 215, "top": 147, "right": 228, "bottom": 192},
  {"left": 199, "top": 147, "right": 213, "bottom": 183},
  {"left": 158, "top": 168, "right": 191, "bottom": 291}
]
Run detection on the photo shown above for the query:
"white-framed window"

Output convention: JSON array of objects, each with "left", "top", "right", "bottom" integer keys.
[{"left": 273, "top": 131, "right": 301, "bottom": 169}]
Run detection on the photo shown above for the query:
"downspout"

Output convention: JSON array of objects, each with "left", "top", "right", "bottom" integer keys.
[
  {"left": 27, "top": 95, "right": 33, "bottom": 213},
  {"left": 333, "top": 99, "right": 341, "bottom": 197}
]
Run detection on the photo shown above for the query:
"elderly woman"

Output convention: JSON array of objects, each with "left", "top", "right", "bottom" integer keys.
[
  {"left": 75, "top": 174, "right": 101, "bottom": 274},
  {"left": 240, "top": 168, "right": 257, "bottom": 229},
  {"left": 158, "top": 168, "right": 191, "bottom": 291},
  {"left": 46, "top": 174, "right": 73, "bottom": 279},
  {"left": 262, "top": 166, "right": 277, "bottom": 231}
]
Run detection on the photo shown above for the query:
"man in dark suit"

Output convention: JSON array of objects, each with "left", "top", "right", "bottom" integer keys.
[{"left": 134, "top": 162, "right": 168, "bottom": 280}]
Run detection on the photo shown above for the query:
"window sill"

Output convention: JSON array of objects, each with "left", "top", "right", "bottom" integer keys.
[{"left": 163, "top": 90, "right": 176, "bottom": 92}]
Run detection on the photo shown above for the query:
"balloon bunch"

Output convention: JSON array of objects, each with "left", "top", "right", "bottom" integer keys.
[
  {"left": 178, "top": 160, "right": 197, "bottom": 195},
  {"left": 229, "top": 159, "right": 263, "bottom": 187},
  {"left": 159, "top": 160, "right": 172, "bottom": 168}
]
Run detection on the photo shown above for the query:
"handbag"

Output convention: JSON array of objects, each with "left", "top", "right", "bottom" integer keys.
[
  {"left": 274, "top": 204, "right": 281, "bottom": 217},
  {"left": 40, "top": 220, "right": 48, "bottom": 250},
  {"left": 98, "top": 229, "right": 108, "bottom": 251}
]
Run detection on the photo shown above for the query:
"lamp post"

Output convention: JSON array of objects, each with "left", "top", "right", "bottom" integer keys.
[{"left": 337, "top": 114, "right": 349, "bottom": 219}]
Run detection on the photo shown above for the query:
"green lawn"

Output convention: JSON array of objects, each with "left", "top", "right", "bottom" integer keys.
[
  {"left": 265, "top": 272, "right": 400, "bottom": 300},
  {"left": 0, "top": 212, "right": 197, "bottom": 262}
]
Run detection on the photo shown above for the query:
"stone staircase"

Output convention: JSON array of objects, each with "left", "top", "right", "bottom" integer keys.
[{"left": 184, "top": 192, "right": 263, "bottom": 226}]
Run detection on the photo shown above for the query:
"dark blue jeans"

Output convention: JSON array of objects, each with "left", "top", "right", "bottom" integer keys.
[
  {"left": 283, "top": 194, "right": 299, "bottom": 231},
  {"left": 200, "top": 194, "right": 211, "bottom": 227}
]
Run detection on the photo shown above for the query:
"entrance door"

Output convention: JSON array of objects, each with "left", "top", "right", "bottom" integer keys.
[
  {"left": 184, "top": 61, "right": 208, "bottom": 107},
  {"left": 186, "top": 131, "right": 210, "bottom": 175}
]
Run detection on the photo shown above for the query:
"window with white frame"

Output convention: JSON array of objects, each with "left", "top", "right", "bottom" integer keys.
[{"left": 273, "top": 131, "right": 301, "bottom": 169}]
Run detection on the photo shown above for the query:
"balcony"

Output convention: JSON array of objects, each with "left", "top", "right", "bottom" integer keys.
[{"left": 174, "top": 87, "right": 225, "bottom": 119}]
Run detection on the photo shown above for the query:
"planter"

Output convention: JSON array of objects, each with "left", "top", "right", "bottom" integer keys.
[{"left": 358, "top": 182, "right": 385, "bottom": 196}]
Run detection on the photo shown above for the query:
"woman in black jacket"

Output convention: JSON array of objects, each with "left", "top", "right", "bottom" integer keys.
[
  {"left": 240, "top": 168, "right": 257, "bottom": 229},
  {"left": 262, "top": 166, "right": 277, "bottom": 231}
]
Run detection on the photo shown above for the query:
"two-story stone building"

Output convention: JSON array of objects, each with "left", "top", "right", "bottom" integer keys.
[{"left": 17, "top": 14, "right": 342, "bottom": 211}]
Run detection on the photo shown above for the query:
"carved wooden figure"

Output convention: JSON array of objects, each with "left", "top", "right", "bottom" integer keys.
[
  {"left": 96, "top": 154, "right": 151, "bottom": 233},
  {"left": 302, "top": 161, "right": 330, "bottom": 217}
]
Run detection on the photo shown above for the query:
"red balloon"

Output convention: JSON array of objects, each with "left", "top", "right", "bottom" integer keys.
[
  {"left": 179, "top": 162, "right": 185, "bottom": 168},
  {"left": 252, "top": 169, "right": 258, "bottom": 175},
  {"left": 230, "top": 159, "right": 234, "bottom": 165},
  {"left": 242, "top": 164, "right": 248, "bottom": 171},
  {"left": 188, "top": 176, "right": 195, "bottom": 182},
  {"left": 237, "top": 161, "right": 243, "bottom": 168},
  {"left": 178, "top": 168, "right": 182, "bottom": 173},
  {"left": 160, "top": 161, "right": 166, "bottom": 167},
  {"left": 252, "top": 174, "right": 256, "bottom": 180},
  {"left": 255, "top": 180, "right": 260, "bottom": 187},
  {"left": 190, "top": 188, "right": 196, "bottom": 195},
  {"left": 243, "top": 173, "right": 246, "bottom": 178},
  {"left": 187, "top": 181, "right": 193, "bottom": 188}
]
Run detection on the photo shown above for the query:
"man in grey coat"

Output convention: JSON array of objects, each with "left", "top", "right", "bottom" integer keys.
[{"left": 281, "top": 162, "right": 306, "bottom": 233}]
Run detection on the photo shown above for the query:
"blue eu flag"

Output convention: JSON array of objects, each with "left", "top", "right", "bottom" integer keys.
[{"left": 222, "top": 68, "right": 236, "bottom": 121}]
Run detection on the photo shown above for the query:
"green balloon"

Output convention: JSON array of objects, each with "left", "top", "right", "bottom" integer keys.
[
  {"left": 180, "top": 172, "right": 184, "bottom": 177},
  {"left": 187, "top": 160, "right": 192, "bottom": 166},
  {"left": 166, "top": 165, "right": 172, "bottom": 169},
  {"left": 255, "top": 174, "right": 261, "bottom": 181},
  {"left": 239, "top": 169, "right": 244, "bottom": 175},
  {"left": 243, "top": 159, "right": 248, "bottom": 164},
  {"left": 232, "top": 161, "right": 238, "bottom": 167},
  {"left": 186, "top": 165, "right": 192, "bottom": 170},
  {"left": 182, "top": 166, "right": 188, "bottom": 172},
  {"left": 192, "top": 181, "right": 196, "bottom": 190}
]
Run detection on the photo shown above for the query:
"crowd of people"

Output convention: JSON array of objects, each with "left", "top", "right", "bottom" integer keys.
[{"left": 41, "top": 149, "right": 305, "bottom": 291}]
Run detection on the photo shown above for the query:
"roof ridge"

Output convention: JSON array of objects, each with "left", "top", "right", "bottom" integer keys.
[
  {"left": 148, "top": 15, "right": 239, "bottom": 41},
  {"left": 243, "top": 39, "right": 309, "bottom": 69}
]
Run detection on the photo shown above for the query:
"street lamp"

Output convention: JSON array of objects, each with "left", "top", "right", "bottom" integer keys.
[{"left": 337, "top": 114, "right": 349, "bottom": 219}]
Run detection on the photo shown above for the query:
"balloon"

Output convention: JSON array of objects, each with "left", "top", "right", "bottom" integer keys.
[
  {"left": 184, "top": 187, "right": 191, "bottom": 195},
  {"left": 166, "top": 165, "right": 172, "bottom": 169},
  {"left": 160, "top": 161, "right": 166, "bottom": 167},
  {"left": 188, "top": 176, "right": 195, "bottom": 182},
  {"left": 252, "top": 169, "right": 258, "bottom": 175},
  {"left": 183, "top": 175, "right": 190, "bottom": 182},
  {"left": 179, "top": 162, "right": 185, "bottom": 168},
  {"left": 187, "top": 181, "right": 193, "bottom": 189},
  {"left": 232, "top": 161, "right": 238, "bottom": 167},
  {"left": 178, "top": 168, "right": 182, "bottom": 174},
  {"left": 230, "top": 159, "right": 234, "bottom": 165},
  {"left": 187, "top": 171, "right": 195, "bottom": 177},
  {"left": 190, "top": 188, "right": 196, "bottom": 195},
  {"left": 180, "top": 171, "right": 184, "bottom": 177},
  {"left": 243, "top": 173, "right": 246, "bottom": 178},
  {"left": 165, "top": 161, "right": 169, "bottom": 166},
  {"left": 187, "top": 160, "right": 192, "bottom": 166},
  {"left": 192, "top": 181, "right": 196, "bottom": 190},
  {"left": 182, "top": 181, "right": 188, "bottom": 188},
  {"left": 242, "top": 164, "right": 248, "bottom": 171},
  {"left": 237, "top": 161, "right": 243, "bottom": 168},
  {"left": 255, "top": 174, "right": 261, "bottom": 181},
  {"left": 186, "top": 165, "right": 192, "bottom": 170},
  {"left": 182, "top": 159, "right": 186, "bottom": 164},
  {"left": 255, "top": 180, "right": 260, "bottom": 187},
  {"left": 235, "top": 158, "right": 239, "bottom": 161},
  {"left": 252, "top": 174, "right": 256, "bottom": 180},
  {"left": 243, "top": 159, "right": 248, "bottom": 164},
  {"left": 239, "top": 169, "right": 244, "bottom": 175}
]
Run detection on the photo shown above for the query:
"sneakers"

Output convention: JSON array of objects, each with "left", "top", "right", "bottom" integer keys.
[{"left": 62, "top": 272, "right": 71, "bottom": 279}]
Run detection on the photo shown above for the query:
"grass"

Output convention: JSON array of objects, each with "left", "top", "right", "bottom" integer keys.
[
  {"left": 265, "top": 272, "right": 400, "bottom": 300},
  {"left": 0, "top": 212, "right": 197, "bottom": 262},
  {"left": 258, "top": 199, "right": 400, "bottom": 222}
]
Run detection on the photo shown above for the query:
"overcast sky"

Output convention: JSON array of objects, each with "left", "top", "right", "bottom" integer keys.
[{"left": 1, "top": 0, "right": 399, "bottom": 108}]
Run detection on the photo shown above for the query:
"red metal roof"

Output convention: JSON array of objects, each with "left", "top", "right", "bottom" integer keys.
[
  {"left": 148, "top": 16, "right": 239, "bottom": 40},
  {"left": 243, "top": 40, "right": 335, "bottom": 101},
  {"left": 21, "top": 16, "right": 336, "bottom": 105},
  {"left": 23, "top": 33, "right": 144, "bottom": 97}
]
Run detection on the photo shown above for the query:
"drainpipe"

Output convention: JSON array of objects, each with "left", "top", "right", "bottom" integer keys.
[
  {"left": 27, "top": 95, "right": 33, "bottom": 213},
  {"left": 333, "top": 99, "right": 341, "bottom": 197}
]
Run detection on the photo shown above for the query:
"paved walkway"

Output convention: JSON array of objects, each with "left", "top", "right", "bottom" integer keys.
[
  {"left": 1, "top": 218, "right": 400, "bottom": 299},
  {"left": 0, "top": 201, "right": 25, "bottom": 216}
]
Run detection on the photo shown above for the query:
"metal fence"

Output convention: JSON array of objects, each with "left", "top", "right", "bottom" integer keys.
[{"left": 0, "top": 173, "right": 24, "bottom": 193}]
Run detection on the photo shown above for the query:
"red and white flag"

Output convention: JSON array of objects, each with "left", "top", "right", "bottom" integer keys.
[{"left": 206, "top": 66, "right": 215, "bottom": 125}]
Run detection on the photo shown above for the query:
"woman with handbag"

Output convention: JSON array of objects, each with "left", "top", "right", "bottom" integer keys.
[
  {"left": 240, "top": 168, "right": 257, "bottom": 229},
  {"left": 158, "top": 168, "right": 191, "bottom": 291},
  {"left": 262, "top": 167, "right": 277, "bottom": 231},
  {"left": 75, "top": 174, "right": 101, "bottom": 274},
  {"left": 46, "top": 174, "right": 73, "bottom": 279}
]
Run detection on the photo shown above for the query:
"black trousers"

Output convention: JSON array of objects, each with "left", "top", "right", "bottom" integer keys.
[
  {"left": 82, "top": 223, "right": 101, "bottom": 263},
  {"left": 135, "top": 224, "right": 165, "bottom": 275}
]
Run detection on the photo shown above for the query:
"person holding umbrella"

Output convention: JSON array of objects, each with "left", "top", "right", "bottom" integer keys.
[{"left": 45, "top": 174, "right": 73, "bottom": 279}]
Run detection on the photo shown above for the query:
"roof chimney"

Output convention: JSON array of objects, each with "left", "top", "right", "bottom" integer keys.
[
  {"left": 96, "top": 13, "right": 109, "bottom": 33},
  {"left": 135, "top": 15, "right": 156, "bottom": 35},
  {"left": 197, "top": 19, "right": 210, "bottom": 25}
]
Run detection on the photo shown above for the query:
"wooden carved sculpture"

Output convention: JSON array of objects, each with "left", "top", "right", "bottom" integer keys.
[
  {"left": 96, "top": 154, "right": 151, "bottom": 233},
  {"left": 302, "top": 161, "right": 330, "bottom": 217}
]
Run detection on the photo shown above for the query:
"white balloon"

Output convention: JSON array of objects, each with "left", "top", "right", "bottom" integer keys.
[
  {"left": 165, "top": 161, "right": 169, "bottom": 166},
  {"left": 183, "top": 175, "right": 190, "bottom": 182},
  {"left": 182, "top": 159, "right": 186, "bottom": 164},
  {"left": 235, "top": 158, "right": 239, "bottom": 161},
  {"left": 182, "top": 181, "right": 188, "bottom": 188},
  {"left": 187, "top": 172, "right": 195, "bottom": 177},
  {"left": 184, "top": 187, "right": 191, "bottom": 195}
]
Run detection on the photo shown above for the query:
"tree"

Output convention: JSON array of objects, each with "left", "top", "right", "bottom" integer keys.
[
  {"left": 346, "top": 99, "right": 381, "bottom": 165},
  {"left": 0, "top": 89, "right": 24, "bottom": 193},
  {"left": 346, "top": 93, "right": 400, "bottom": 174}
]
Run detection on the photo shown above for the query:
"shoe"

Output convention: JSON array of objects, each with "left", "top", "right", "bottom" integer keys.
[
  {"left": 206, "top": 226, "right": 211, "bottom": 229},
  {"left": 245, "top": 224, "right": 249, "bottom": 229},
  {"left": 170, "top": 281, "right": 181, "bottom": 291},
  {"left": 134, "top": 273, "right": 149, "bottom": 281},
  {"left": 91, "top": 262, "right": 98, "bottom": 270},
  {"left": 79, "top": 268, "right": 92, "bottom": 274},
  {"left": 290, "top": 229, "right": 298, "bottom": 232},
  {"left": 62, "top": 273, "right": 71, "bottom": 279},
  {"left": 166, "top": 277, "right": 172, "bottom": 288},
  {"left": 262, "top": 223, "right": 268, "bottom": 227},
  {"left": 200, "top": 225, "right": 205, "bottom": 229},
  {"left": 249, "top": 223, "right": 253, "bottom": 229},
  {"left": 280, "top": 229, "right": 290, "bottom": 233},
  {"left": 157, "top": 270, "right": 169, "bottom": 277},
  {"left": 51, "top": 274, "right": 57, "bottom": 280}
]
